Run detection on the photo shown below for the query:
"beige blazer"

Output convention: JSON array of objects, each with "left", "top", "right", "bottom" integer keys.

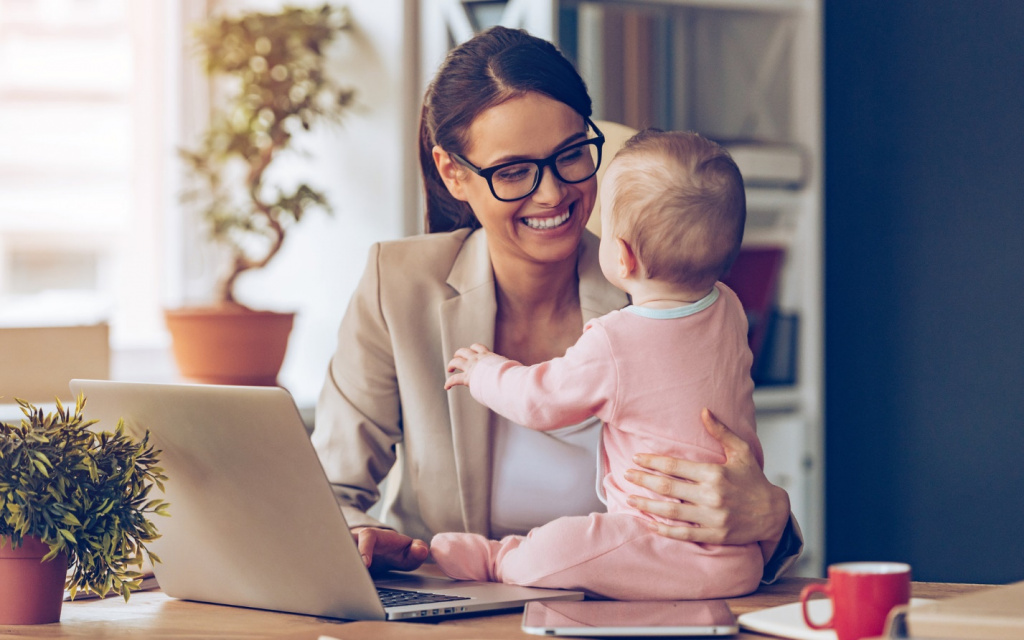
[{"left": 312, "top": 227, "right": 628, "bottom": 544}]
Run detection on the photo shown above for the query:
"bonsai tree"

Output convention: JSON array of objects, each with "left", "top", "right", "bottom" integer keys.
[
  {"left": 0, "top": 396, "right": 169, "bottom": 600},
  {"left": 180, "top": 4, "right": 356, "bottom": 305}
]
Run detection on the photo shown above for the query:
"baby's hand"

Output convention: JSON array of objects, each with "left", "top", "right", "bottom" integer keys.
[{"left": 444, "top": 343, "right": 495, "bottom": 390}]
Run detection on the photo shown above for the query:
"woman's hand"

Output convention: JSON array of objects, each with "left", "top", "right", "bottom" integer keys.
[
  {"left": 351, "top": 527, "right": 429, "bottom": 572},
  {"left": 624, "top": 409, "right": 790, "bottom": 555}
]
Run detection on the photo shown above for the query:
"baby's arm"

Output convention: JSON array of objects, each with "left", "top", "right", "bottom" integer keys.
[
  {"left": 444, "top": 343, "right": 507, "bottom": 390},
  {"left": 447, "top": 325, "right": 617, "bottom": 430}
]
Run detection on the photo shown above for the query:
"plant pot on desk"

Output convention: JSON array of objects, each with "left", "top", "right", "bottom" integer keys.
[
  {"left": 0, "top": 536, "right": 68, "bottom": 625},
  {"left": 165, "top": 306, "right": 295, "bottom": 386}
]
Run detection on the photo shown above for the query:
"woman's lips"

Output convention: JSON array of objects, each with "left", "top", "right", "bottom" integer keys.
[{"left": 520, "top": 204, "right": 573, "bottom": 230}]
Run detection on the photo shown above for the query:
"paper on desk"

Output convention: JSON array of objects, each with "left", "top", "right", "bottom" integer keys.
[{"left": 738, "top": 598, "right": 933, "bottom": 640}]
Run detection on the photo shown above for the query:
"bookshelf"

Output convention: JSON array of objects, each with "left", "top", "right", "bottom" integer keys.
[
  {"left": 418, "top": 0, "right": 823, "bottom": 576},
  {"left": 564, "top": 0, "right": 823, "bottom": 576}
]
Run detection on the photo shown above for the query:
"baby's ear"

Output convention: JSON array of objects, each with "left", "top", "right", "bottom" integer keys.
[
  {"left": 616, "top": 237, "right": 638, "bottom": 279},
  {"left": 432, "top": 146, "right": 469, "bottom": 201}
]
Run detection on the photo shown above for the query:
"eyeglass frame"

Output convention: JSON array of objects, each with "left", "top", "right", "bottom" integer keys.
[{"left": 449, "top": 117, "right": 605, "bottom": 202}]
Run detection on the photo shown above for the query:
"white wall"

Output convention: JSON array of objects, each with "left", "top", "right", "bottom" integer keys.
[{"left": 224, "top": 0, "right": 420, "bottom": 406}]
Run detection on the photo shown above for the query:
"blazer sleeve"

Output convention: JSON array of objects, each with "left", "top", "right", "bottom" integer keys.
[
  {"left": 761, "top": 514, "right": 805, "bottom": 583},
  {"left": 312, "top": 243, "right": 403, "bottom": 530}
]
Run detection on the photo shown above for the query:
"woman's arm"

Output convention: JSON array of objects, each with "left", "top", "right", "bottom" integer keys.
[
  {"left": 312, "top": 244, "right": 404, "bottom": 531},
  {"left": 624, "top": 409, "right": 802, "bottom": 580}
]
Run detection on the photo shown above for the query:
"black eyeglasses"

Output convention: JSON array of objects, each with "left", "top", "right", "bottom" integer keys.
[{"left": 451, "top": 118, "right": 605, "bottom": 202}]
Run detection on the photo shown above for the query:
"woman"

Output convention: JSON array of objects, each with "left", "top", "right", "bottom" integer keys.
[{"left": 311, "top": 26, "right": 800, "bottom": 580}]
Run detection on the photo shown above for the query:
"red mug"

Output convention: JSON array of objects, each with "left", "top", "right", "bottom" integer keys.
[{"left": 800, "top": 562, "right": 911, "bottom": 640}]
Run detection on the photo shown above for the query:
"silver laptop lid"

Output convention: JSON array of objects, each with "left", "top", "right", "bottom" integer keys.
[{"left": 69, "top": 379, "right": 386, "bottom": 621}]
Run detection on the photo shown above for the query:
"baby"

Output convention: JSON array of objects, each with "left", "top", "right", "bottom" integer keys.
[{"left": 432, "top": 130, "right": 764, "bottom": 600}]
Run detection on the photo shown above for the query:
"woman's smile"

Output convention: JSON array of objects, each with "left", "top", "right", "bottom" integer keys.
[{"left": 520, "top": 204, "right": 574, "bottom": 230}]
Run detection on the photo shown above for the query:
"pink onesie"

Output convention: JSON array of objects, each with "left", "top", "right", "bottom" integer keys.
[{"left": 431, "top": 283, "right": 765, "bottom": 600}]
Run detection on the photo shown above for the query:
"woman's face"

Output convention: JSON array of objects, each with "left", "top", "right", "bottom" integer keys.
[{"left": 434, "top": 92, "right": 596, "bottom": 268}]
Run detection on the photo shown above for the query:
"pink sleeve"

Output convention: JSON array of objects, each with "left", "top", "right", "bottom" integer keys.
[{"left": 467, "top": 324, "right": 617, "bottom": 431}]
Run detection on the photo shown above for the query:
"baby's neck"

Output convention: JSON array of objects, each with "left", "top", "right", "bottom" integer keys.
[{"left": 626, "top": 280, "right": 715, "bottom": 309}]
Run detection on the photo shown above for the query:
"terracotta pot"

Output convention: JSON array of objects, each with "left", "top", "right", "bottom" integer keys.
[
  {"left": 164, "top": 306, "right": 296, "bottom": 386},
  {"left": 0, "top": 536, "right": 68, "bottom": 625}
]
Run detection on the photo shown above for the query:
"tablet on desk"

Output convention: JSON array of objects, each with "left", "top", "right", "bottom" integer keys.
[{"left": 522, "top": 600, "right": 739, "bottom": 637}]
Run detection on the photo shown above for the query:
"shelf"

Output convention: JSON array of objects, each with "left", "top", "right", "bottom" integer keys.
[
  {"left": 746, "top": 187, "right": 807, "bottom": 210},
  {"left": 753, "top": 386, "right": 802, "bottom": 412}
]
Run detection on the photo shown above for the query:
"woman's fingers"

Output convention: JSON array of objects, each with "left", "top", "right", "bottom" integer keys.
[
  {"left": 624, "top": 496, "right": 732, "bottom": 545},
  {"left": 649, "top": 520, "right": 726, "bottom": 544},
  {"left": 631, "top": 454, "right": 698, "bottom": 482},
  {"left": 626, "top": 407, "right": 790, "bottom": 547},
  {"left": 701, "top": 408, "right": 754, "bottom": 462},
  {"left": 353, "top": 527, "right": 376, "bottom": 567},
  {"left": 352, "top": 528, "right": 429, "bottom": 572},
  {"left": 389, "top": 538, "right": 430, "bottom": 571}
]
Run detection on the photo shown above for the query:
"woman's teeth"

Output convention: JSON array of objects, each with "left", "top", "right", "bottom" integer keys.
[{"left": 522, "top": 210, "right": 571, "bottom": 230}]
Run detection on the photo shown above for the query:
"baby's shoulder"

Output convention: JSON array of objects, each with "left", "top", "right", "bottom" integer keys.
[{"left": 713, "top": 282, "right": 746, "bottom": 312}]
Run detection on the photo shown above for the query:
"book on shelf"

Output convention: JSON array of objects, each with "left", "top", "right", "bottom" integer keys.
[
  {"left": 718, "top": 138, "right": 808, "bottom": 189},
  {"left": 752, "top": 310, "right": 798, "bottom": 386},
  {"left": 721, "top": 247, "right": 785, "bottom": 368}
]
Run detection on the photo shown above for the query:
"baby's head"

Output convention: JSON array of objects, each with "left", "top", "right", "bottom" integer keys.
[{"left": 599, "top": 130, "right": 745, "bottom": 293}]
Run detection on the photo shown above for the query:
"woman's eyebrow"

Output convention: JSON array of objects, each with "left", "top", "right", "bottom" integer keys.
[{"left": 487, "top": 130, "right": 589, "bottom": 166}]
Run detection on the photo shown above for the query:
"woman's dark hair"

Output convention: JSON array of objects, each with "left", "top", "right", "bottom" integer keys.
[{"left": 419, "top": 26, "right": 592, "bottom": 233}]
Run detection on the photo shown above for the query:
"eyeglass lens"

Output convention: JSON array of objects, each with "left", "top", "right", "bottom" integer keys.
[{"left": 490, "top": 141, "right": 600, "bottom": 201}]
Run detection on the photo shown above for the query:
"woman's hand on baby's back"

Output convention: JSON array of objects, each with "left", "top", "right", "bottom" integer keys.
[
  {"left": 351, "top": 527, "right": 429, "bottom": 572},
  {"left": 623, "top": 408, "right": 790, "bottom": 548}
]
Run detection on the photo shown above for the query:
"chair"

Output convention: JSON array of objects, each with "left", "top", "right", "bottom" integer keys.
[{"left": 588, "top": 119, "right": 639, "bottom": 238}]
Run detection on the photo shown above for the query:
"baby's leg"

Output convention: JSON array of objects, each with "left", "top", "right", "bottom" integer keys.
[
  {"left": 495, "top": 513, "right": 763, "bottom": 600},
  {"left": 430, "top": 532, "right": 524, "bottom": 582}
]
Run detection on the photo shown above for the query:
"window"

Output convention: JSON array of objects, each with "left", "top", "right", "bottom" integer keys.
[{"left": 0, "top": 0, "right": 176, "bottom": 349}]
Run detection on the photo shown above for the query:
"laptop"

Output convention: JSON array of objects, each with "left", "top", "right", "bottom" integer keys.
[{"left": 68, "top": 379, "right": 583, "bottom": 621}]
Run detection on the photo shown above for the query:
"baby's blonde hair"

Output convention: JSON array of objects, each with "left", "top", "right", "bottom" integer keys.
[{"left": 606, "top": 130, "right": 745, "bottom": 291}]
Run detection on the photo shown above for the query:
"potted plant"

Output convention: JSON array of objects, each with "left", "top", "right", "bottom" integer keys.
[
  {"left": 167, "top": 3, "right": 355, "bottom": 386},
  {"left": 0, "top": 396, "right": 169, "bottom": 624}
]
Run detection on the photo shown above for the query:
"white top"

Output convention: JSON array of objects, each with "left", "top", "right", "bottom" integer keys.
[{"left": 489, "top": 413, "right": 605, "bottom": 538}]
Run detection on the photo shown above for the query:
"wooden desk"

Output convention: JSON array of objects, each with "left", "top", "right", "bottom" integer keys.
[{"left": 0, "top": 578, "right": 991, "bottom": 639}]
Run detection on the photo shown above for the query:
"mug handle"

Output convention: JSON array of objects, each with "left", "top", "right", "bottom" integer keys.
[{"left": 800, "top": 582, "right": 834, "bottom": 630}]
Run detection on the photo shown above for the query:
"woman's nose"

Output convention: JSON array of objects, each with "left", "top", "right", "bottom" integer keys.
[{"left": 530, "top": 165, "right": 566, "bottom": 205}]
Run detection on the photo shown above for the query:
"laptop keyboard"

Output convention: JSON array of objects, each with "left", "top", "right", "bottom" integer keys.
[{"left": 376, "top": 587, "right": 471, "bottom": 608}]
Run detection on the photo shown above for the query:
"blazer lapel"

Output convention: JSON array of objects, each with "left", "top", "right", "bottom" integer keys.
[{"left": 440, "top": 229, "right": 496, "bottom": 536}]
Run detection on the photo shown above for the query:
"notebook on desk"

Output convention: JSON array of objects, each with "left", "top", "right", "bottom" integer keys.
[
  {"left": 897, "top": 580, "right": 1024, "bottom": 639},
  {"left": 68, "top": 379, "right": 582, "bottom": 621}
]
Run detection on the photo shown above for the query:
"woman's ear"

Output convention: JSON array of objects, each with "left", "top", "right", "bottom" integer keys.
[
  {"left": 432, "top": 145, "right": 469, "bottom": 202},
  {"left": 616, "top": 237, "right": 639, "bottom": 279}
]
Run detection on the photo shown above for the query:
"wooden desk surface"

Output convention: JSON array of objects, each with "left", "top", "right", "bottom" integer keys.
[{"left": 0, "top": 578, "right": 992, "bottom": 639}]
